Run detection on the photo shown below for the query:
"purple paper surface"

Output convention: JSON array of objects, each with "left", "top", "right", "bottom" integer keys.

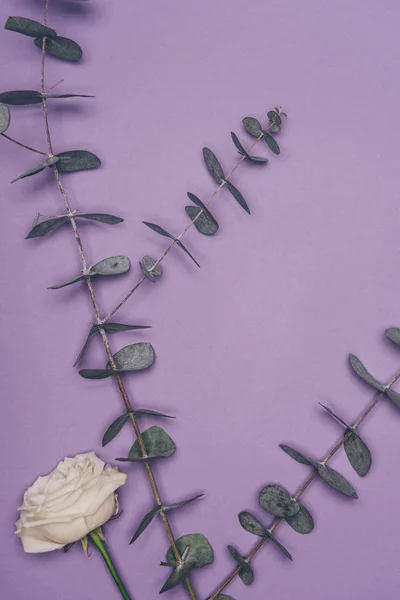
[{"left": 1, "top": 0, "right": 400, "bottom": 598}]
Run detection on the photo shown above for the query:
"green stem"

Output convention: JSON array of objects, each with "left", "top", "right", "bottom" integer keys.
[{"left": 89, "top": 530, "right": 132, "bottom": 600}]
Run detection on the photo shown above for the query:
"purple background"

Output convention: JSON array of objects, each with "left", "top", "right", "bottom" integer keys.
[{"left": 1, "top": 0, "right": 400, "bottom": 598}]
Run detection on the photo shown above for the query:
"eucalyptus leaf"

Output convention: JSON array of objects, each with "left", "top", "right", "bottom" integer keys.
[
  {"left": 166, "top": 533, "right": 214, "bottom": 569},
  {"left": 259, "top": 485, "right": 300, "bottom": 518},
  {"left": 0, "top": 90, "right": 43, "bottom": 105},
  {"left": 202, "top": 147, "right": 225, "bottom": 184},
  {"left": 48, "top": 275, "right": 84, "bottom": 289},
  {"left": 79, "top": 368, "right": 118, "bottom": 379},
  {"left": 186, "top": 192, "right": 219, "bottom": 235},
  {"left": 129, "top": 426, "right": 176, "bottom": 460},
  {"left": 265, "top": 531, "right": 293, "bottom": 561},
  {"left": 231, "top": 132, "right": 267, "bottom": 163},
  {"left": 11, "top": 155, "right": 59, "bottom": 183},
  {"left": 263, "top": 131, "right": 280, "bottom": 155},
  {"left": 5, "top": 16, "right": 56, "bottom": 38},
  {"left": 130, "top": 505, "right": 161, "bottom": 544},
  {"left": 34, "top": 35, "right": 82, "bottom": 62},
  {"left": 344, "top": 429, "right": 371, "bottom": 477},
  {"left": 385, "top": 327, "right": 400, "bottom": 346},
  {"left": 318, "top": 402, "right": 349, "bottom": 428},
  {"left": 185, "top": 205, "right": 218, "bottom": 236},
  {"left": 224, "top": 179, "right": 250, "bottom": 214},
  {"left": 242, "top": 117, "right": 263, "bottom": 137},
  {"left": 386, "top": 388, "right": 400, "bottom": 408},
  {"left": 279, "top": 444, "right": 316, "bottom": 466},
  {"left": 227, "top": 545, "right": 253, "bottom": 585},
  {"left": 267, "top": 110, "right": 282, "bottom": 126},
  {"left": 139, "top": 255, "right": 163, "bottom": 282},
  {"left": 270, "top": 123, "right": 281, "bottom": 133},
  {"left": 108, "top": 342, "right": 155, "bottom": 372},
  {"left": 102, "top": 412, "right": 132, "bottom": 446},
  {"left": 89, "top": 255, "right": 130, "bottom": 276},
  {"left": 77, "top": 213, "right": 124, "bottom": 225},
  {"left": 317, "top": 463, "right": 358, "bottom": 499},
  {"left": 285, "top": 502, "right": 314, "bottom": 534},
  {"left": 349, "top": 354, "right": 385, "bottom": 392},
  {"left": 143, "top": 222, "right": 200, "bottom": 268},
  {"left": 56, "top": 150, "right": 101, "bottom": 173},
  {"left": 0, "top": 104, "right": 10, "bottom": 134},
  {"left": 42, "top": 93, "right": 94, "bottom": 100},
  {"left": 238, "top": 511, "right": 267, "bottom": 537},
  {"left": 26, "top": 216, "right": 68, "bottom": 239},
  {"left": 164, "top": 493, "right": 204, "bottom": 513},
  {"left": 133, "top": 408, "right": 175, "bottom": 419},
  {"left": 160, "top": 563, "right": 192, "bottom": 594}
]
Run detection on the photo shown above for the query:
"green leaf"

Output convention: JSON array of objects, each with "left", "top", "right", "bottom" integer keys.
[
  {"left": 79, "top": 369, "right": 117, "bottom": 379},
  {"left": 11, "top": 155, "right": 59, "bottom": 183},
  {"left": 48, "top": 275, "right": 85, "bottom": 290},
  {"left": 231, "top": 132, "right": 267, "bottom": 164},
  {"left": 317, "top": 463, "right": 358, "bottom": 499},
  {"left": 349, "top": 354, "right": 385, "bottom": 392},
  {"left": 318, "top": 402, "right": 349, "bottom": 428},
  {"left": 265, "top": 531, "right": 293, "bottom": 560},
  {"left": 77, "top": 213, "right": 124, "bottom": 225},
  {"left": 102, "top": 413, "right": 132, "bottom": 446},
  {"left": 185, "top": 205, "right": 218, "bottom": 236},
  {"left": 267, "top": 110, "right": 282, "bottom": 126},
  {"left": 238, "top": 511, "right": 267, "bottom": 537},
  {"left": 42, "top": 93, "right": 94, "bottom": 100},
  {"left": 89, "top": 255, "right": 131, "bottom": 276},
  {"left": 160, "top": 562, "right": 192, "bottom": 594},
  {"left": 259, "top": 485, "right": 300, "bottom": 518},
  {"left": 0, "top": 90, "right": 43, "bottom": 105},
  {"left": 143, "top": 222, "right": 200, "bottom": 268},
  {"left": 34, "top": 35, "right": 82, "bottom": 62},
  {"left": 108, "top": 342, "right": 155, "bottom": 372},
  {"left": 0, "top": 104, "right": 10, "bottom": 134},
  {"left": 385, "top": 327, "right": 400, "bottom": 346},
  {"left": 186, "top": 192, "right": 219, "bottom": 235},
  {"left": 224, "top": 180, "right": 250, "bottom": 214},
  {"left": 386, "top": 388, "right": 400, "bottom": 408},
  {"left": 130, "top": 505, "right": 161, "bottom": 544},
  {"left": 344, "top": 429, "right": 372, "bottom": 477},
  {"left": 166, "top": 534, "right": 214, "bottom": 569},
  {"left": 5, "top": 16, "right": 56, "bottom": 38},
  {"left": 26, "top": 216, "right": 68, "bottom": 239},
  {"left": 227, "top": 545, "right": 253, "bottom": 585},
  {"left": 133, "top": 408, "right": 175, "bottom": 419},
  {"left": 285, "top": 502, "right": 314, "bottom": 534},
  {"left": 242, "top": 117, "right": 263, "bottom": 137},
  {"left": 75, "top": 324, "right": 151, "bottom": 367},
  {"left": 202, "top": 147, "right": 225, "bottom": 184},
  {"left": 263, "top": 131, "right": 280, "bottom": 155},
  {"left": 128, "top": 425, "right": 175, "bottom": 460},
  {"left": 164, "top": 493, "right": 204, "bottom": 513},
  {"left": 56, "top": 150, "right": 101, "bottom": 173},
  {"left": 139, "top": 255, "right": 163, "bottom": 282},
  {"left": 279, "top": 444, "right": 316, "bottom": 466}
]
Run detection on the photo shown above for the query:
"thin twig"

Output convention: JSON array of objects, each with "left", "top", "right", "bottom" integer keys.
[
  {"left": 100, "top": 133, "right": 265, "bottom": 324},
  {"left": 207, "top": 370, "right": 400, "bottom": 600},
  {"left": 1, "top": 133, "right": 48, "bottom": 156},
  {"left": 38, "top": 2, "right": 197, "bottom": 598}
]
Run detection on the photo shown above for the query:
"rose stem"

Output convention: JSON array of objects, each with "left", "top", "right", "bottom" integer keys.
[
  {"left": 207, "top": 370, "right": 400, "bottom": 600},
  {"left": 38, "top": 1, "right": 198, "bottom": 598},
  {"left": 100, "top": 130, "right": 268, "bottom": 324},
  {"left": 88, "top": 530, "right": 132, "bottom": 600}
]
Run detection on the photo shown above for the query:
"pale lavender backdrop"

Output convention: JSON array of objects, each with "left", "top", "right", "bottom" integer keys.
[{"left": 1, "top": 0, "right": 400, "bottom": 598}]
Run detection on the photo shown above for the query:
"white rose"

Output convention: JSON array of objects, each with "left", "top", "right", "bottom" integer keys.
[{"left": 16, "top": 452, "right": 127, "bottom": 553}]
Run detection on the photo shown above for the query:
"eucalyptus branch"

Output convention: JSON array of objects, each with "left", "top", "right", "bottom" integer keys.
[
  {"left": 207, "top": 359, "right": 400, "bottom": 600},
  {"left": 100, "top": 132, "right": 266, "bottom": 325}
]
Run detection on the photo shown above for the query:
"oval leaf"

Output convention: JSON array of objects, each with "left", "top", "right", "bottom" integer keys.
[
  {"left": 77, "top": 213, "right": 124, "bottom": 225},
  {"left": 130, "top": 505, "right": 161, "bottom": 544},
  {"left": 344, "top": 429, "right": 371, "bottom": 477},
  {"left": 129, "top": 426, "right": 175, "bottom": 460},
  {"left": 265, "top": 531, "right": 293, "bottom": 561},
  {"left": 185, "top": 205, "right": 219, "bottom": 236},
  {"left": 202, "top": 147, "right": 225, "bottom": 184},
  {"left": 164, "top": 493, "right": 204, "bottom": 513},
  {"left": 267, "top": 110, "right": 282, "bottom": 126},
  {"left": 0, "top": 104, "right": 10, "bottom": 134},
  {"left": 79, "top": 368, "right": 117, "bottom": 379},
  {"left": 90, "top": 255, "right": 130, "bottom": 276},
  {"left": 0, "top": 90, "right": 42, "bottom": 105},
  {"left": 386, "top": 388, "right": 400, "bottom": 408},
  {"left": 242, "top": 117, "right": 263, "bottom": 137},
  {"left": 5, "top": 16, "right": 56, "bottom": 38},
  {"left": 48, "top": 275, "right": 84, "bottom": 290},
  {"left": 56, "top": 150, "right": 101, "bottom": 173},
  {"left": 224, "top": 180, "right": 250, "bottom": 214},
  {"left": 26, "top": 216, "right": 68, "bottom": 239},
  {"left": 263, "top": 131, "right": 280, "bottom": 155},
  {"left": 109, "top": 342, "right": 155, "bottom": 372},
  {"left": 238, "top": 511, "right": 267, "bottom": 537},
  {"left": 317, "top": 463, "right": 358, "bottom": 499},
  {"left": 285, "top": 502, "right": 314, "bottom": 534},
  {"left": 349, "top": 354, "right": 385, "bottom": 392},
  {"left": 143, "top": 222, "right": 200, "bottom": 268},
  {"left": 386, "top": 327, "right": 400, "bottom": 346},
  {"left": 166, "top": 533, "right": 214, "bottom": 569},
  {"left": 11, "top": 155, "right": 59, "bottom": 184},
  {"left": 279, "top": 444, "right": 316, "bottom": 466},
  {"left": 34, "top": 35, "right": 82, "bottom": 61},
  {"left": 227, "top": 545, "right": 253, "bottom": 585},
  {"left": 160, "top": 563, "right": 191, "bottom": 594},
  {"left": 231, "top": 132, "right": 267, "bottom": 163},
  {"left": 102, "top": 412, "right": 132, "bottom": 446},
  {"left": 139, "top": 255, "right": 163, "bottom": 282},
  {"left": 259, "top": 484, "right": 299, "bottom": 518}
]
